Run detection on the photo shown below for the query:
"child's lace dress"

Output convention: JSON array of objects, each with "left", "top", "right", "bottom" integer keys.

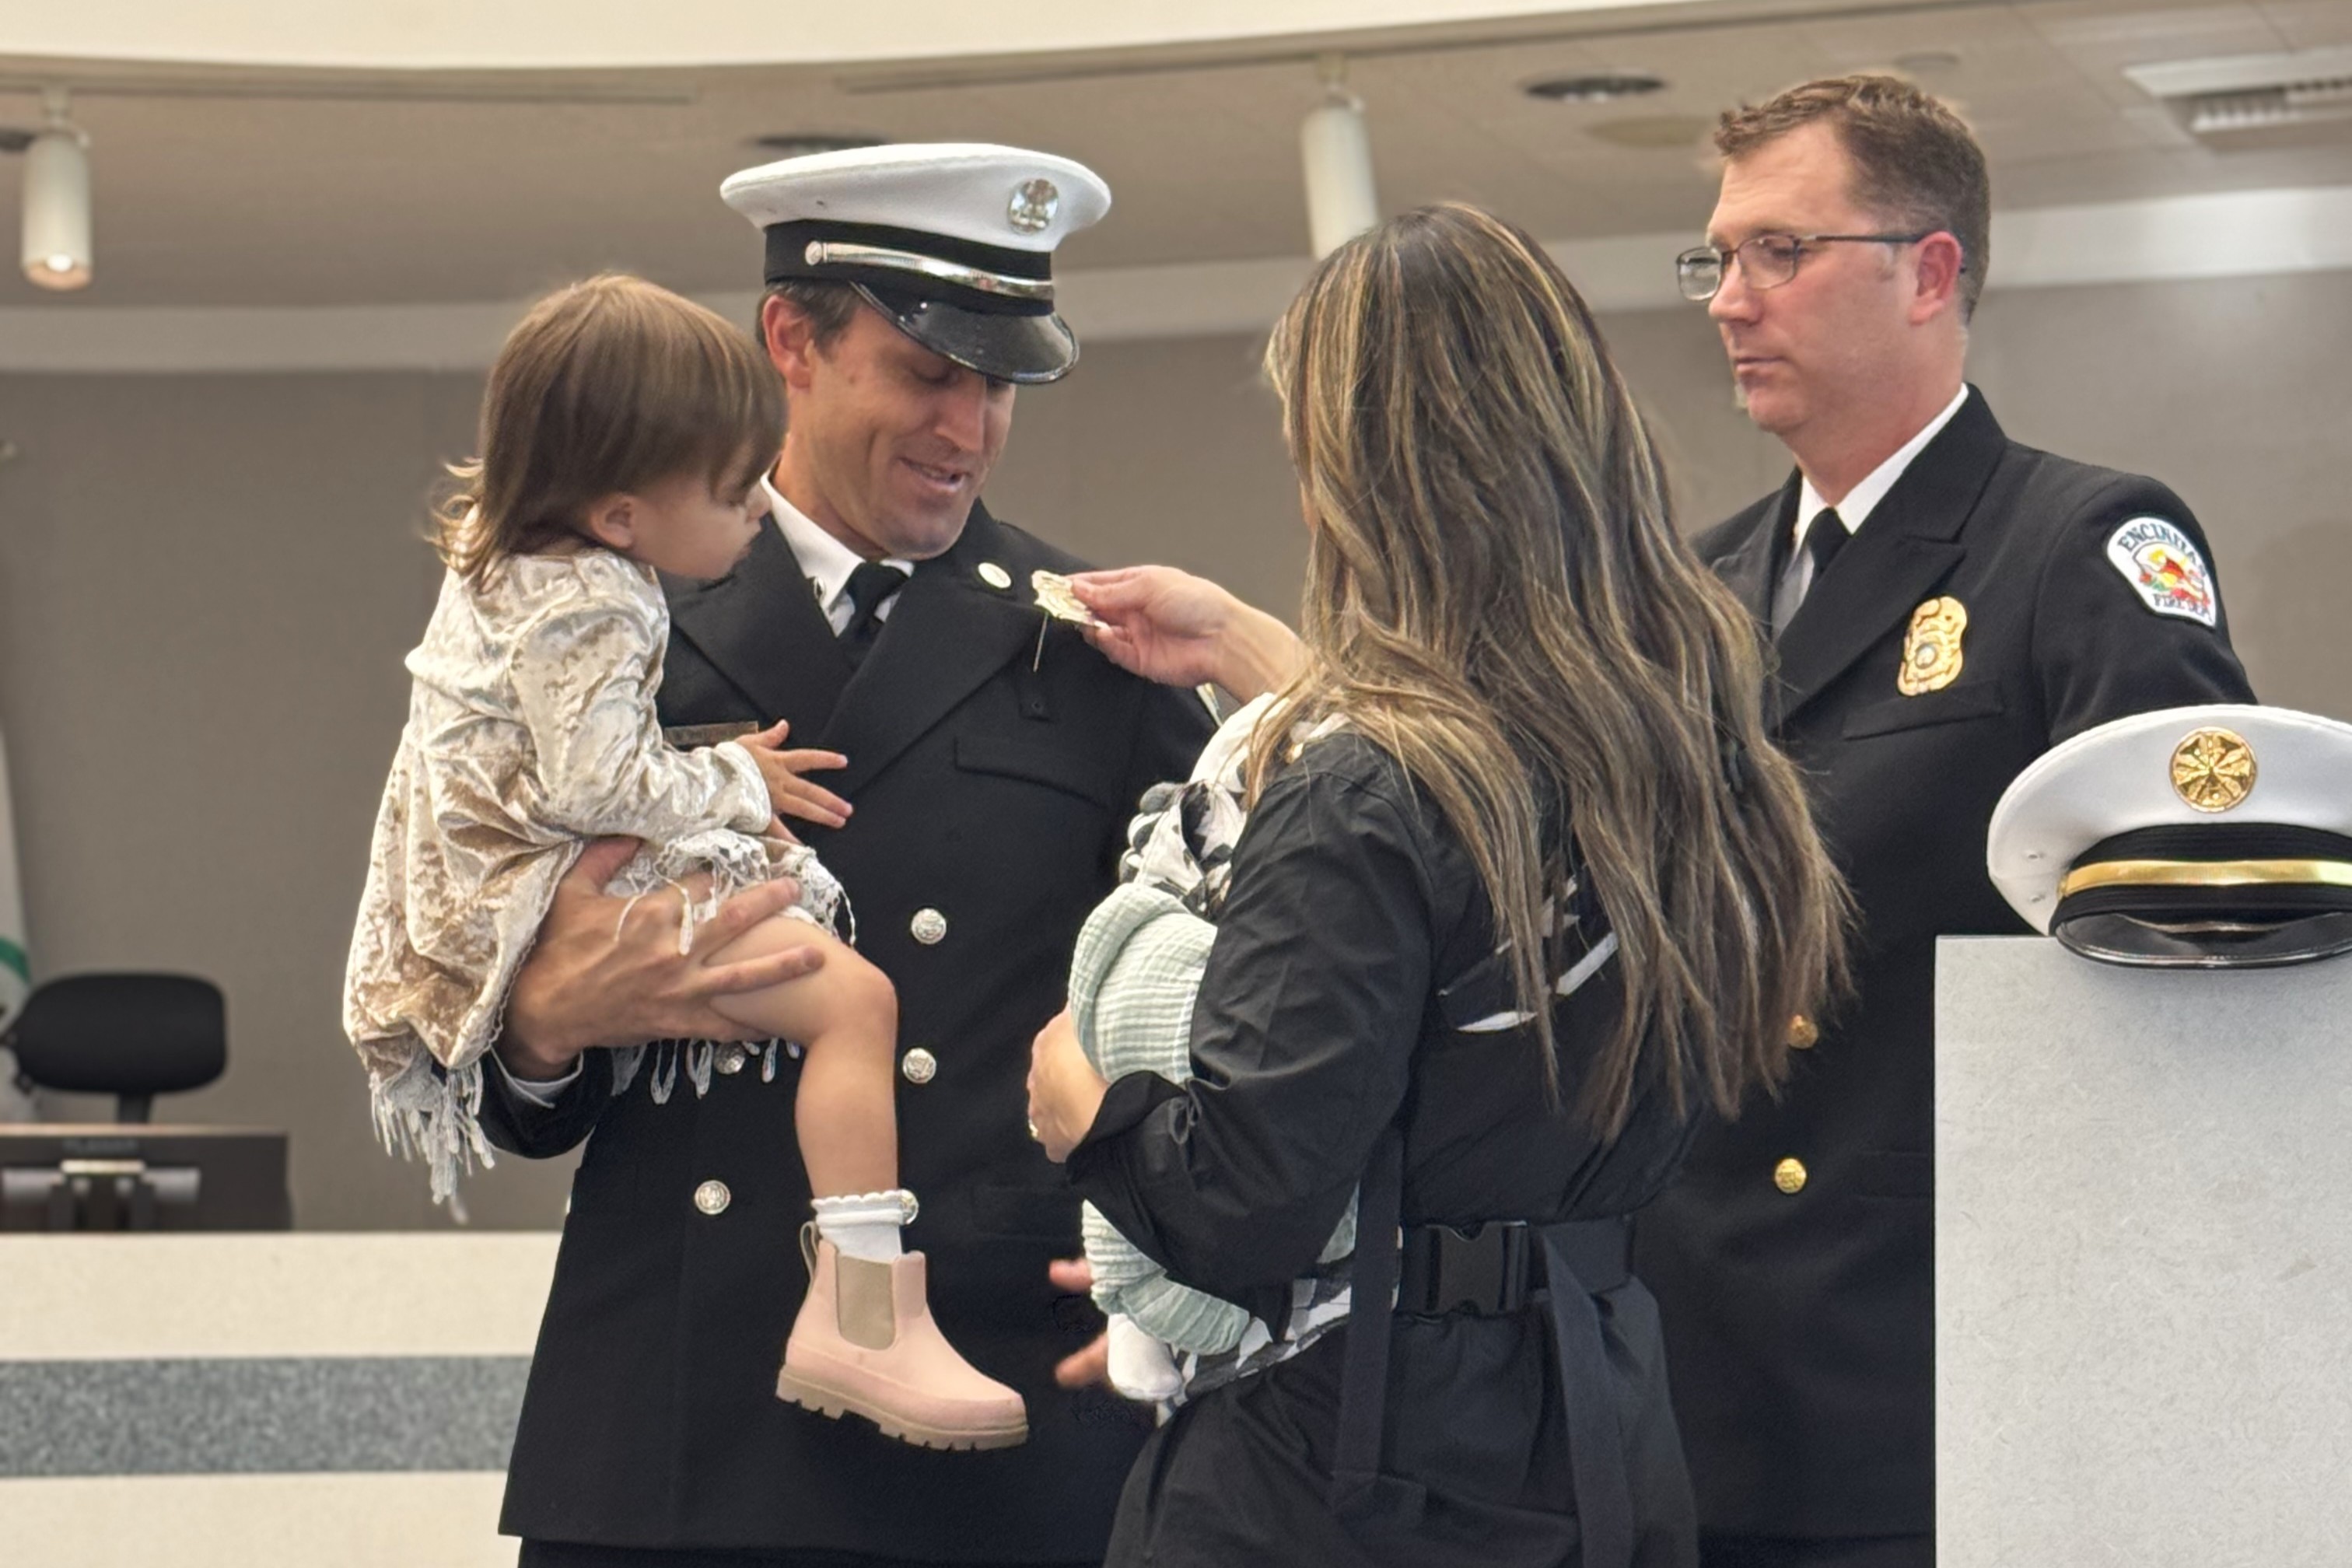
[{"left": 344, "top": 550, "right": 843, "bottom": 1201}]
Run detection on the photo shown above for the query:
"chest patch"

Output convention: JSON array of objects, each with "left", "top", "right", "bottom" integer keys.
[
  {"left": 1898, "top": 597, "right": 1968, "bottom": 695},
  {"left": 2106, "top": 517, "right": 2217, "bottom": 627}
]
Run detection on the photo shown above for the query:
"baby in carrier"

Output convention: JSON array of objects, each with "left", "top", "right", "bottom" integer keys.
[{"left": 1066, "top": 696, "right": 1358, "bottom": 1402}]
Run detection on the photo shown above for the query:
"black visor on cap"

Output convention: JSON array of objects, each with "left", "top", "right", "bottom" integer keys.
[
  {"left": 854, "top": 283, "right": 1079, "bottom": 385},
  {"left": 2053, "top": 909, "right": 2352, "bottom": 969},
  {"left": 2051, "top": 822, "right": 2352, "bottom": 968}
]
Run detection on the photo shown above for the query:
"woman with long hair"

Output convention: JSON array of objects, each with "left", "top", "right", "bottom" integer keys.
[{"left": 1026, "top": 202, "right": 1846, "bottom": 1566}]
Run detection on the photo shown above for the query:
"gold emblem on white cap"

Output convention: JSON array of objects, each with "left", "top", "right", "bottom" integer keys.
[
  {"left": 1008, "top": 178, "right": 1060, "bottom": 234},
  {"left": 2171, "top": 726, "right": 2256, "bottom": 812},
  {"left": 977, "top": 562, "right": 1012, "bottom": 590},
  {"left": 1897, "top": 597, "right": 1967, "bottom": 695}
]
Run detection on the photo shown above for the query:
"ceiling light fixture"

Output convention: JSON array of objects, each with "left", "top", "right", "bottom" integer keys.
[
  {"left": 2125, "top": 44, "right": 2352, "bottom": 145},
  {"left": 1300, "top": 55, "right": 1377, "bottom": 259},
  {"left": 19, "top": 89, "right": 92, "bottom": 292},
  {"left": 1524, "top": 72, "right": 1666, "bottom": 104}
]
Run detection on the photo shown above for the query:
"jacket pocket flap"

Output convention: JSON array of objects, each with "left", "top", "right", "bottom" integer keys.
[
  {"left": 953, "top": 734, "right": 1120, "bottom": 809},
  {"left": 950, "top": 738, "right": 1124, "bottom": 808},
  {"left": 1842, "top": 682, "right": 2005, "bottom": 740}
]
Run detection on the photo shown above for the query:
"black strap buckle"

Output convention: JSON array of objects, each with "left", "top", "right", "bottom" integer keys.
[{"left": 1396, "top": 1220, "right": 1536, "bottom": 1316}]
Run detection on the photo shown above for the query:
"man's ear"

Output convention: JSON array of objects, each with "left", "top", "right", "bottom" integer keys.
[
  {"left": 1910, "top": 231, "right": 1965, "bottom": 324},
  {"left": 761, "top": 293, "right": 820, "bottom": 393},
  {"left": 582, "top": 493, "right": 635, "bottom": 553}
]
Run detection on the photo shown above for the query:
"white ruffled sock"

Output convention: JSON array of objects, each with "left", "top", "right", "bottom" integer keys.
[{"left": 811, "top": 1189, "right": 913, "bottom": 1262}]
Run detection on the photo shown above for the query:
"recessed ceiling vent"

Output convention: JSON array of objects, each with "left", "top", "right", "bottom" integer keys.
[
  {"left": 1524, "top": 72, "right": 1665, "bottom": 104},
  {"left": 2125, "top": 44, "right": 2352, "bottom": 146}
]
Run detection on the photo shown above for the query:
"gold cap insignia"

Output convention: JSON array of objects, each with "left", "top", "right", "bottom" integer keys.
[
  {"left": 2171, "top": 726, "right": 2256, "bottom": 812},
  {"left": 1897, "top": 597, "right": 1968, "bottom": 695}
]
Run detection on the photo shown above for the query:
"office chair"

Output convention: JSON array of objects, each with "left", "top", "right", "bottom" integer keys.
[{"left": 3, "top": 972, "right": 226, "bottom": 1122}]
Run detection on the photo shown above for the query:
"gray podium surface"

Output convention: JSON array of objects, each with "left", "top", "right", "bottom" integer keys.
[{"left": 1937, "top": 937, "right": 2352, "bottom": 1567}]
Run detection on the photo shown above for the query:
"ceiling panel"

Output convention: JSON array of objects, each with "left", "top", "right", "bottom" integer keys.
[
  {"left": 0, "top": 0, "right": 2346, "bottom": 310},
  {"left": 2262, "top": 0, "right": 2352, "bottom": 49}
]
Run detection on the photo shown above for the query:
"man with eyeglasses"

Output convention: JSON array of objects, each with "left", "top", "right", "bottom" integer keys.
[{"left": 1634, "top": 75, "right": 2253, "bottom": 1568}]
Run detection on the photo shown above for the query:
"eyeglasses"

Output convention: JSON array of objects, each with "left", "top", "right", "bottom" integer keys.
[{"left": 1675, "top": 232, "right": 1936, "bottom": 302}]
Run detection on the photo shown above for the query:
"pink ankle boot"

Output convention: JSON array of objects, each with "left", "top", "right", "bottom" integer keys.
[{"left": 775, "top": 1230, "right": 1028, "bottom": 1451}]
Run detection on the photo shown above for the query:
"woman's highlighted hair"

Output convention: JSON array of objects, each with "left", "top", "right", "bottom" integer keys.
[{"left": 1256, "top": 202, "right": 1847, "bottom": 1134}]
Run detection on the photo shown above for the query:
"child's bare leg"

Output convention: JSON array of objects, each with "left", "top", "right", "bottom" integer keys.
[
  {"left": 704, "top": 915, "right": 898, "bottom": 1199},
  {"left": 708, "top": 919, "right": 1027, "bottom": 1449}
]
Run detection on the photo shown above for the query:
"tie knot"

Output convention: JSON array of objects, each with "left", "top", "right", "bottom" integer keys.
[
  {"left": 1803, "top": 509, "right": 1848, "bottom": 575},
  {"left": 845, "top": 561, "right": 910, "bottom": 618}
]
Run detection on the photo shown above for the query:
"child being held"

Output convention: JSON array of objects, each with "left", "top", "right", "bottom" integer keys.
[
  {"left": 342, "top": 274, "right": 1023, "bottom": 1451},
  {"left": 1066, "top": 696, "right": 1358, "bottom": 1403}
]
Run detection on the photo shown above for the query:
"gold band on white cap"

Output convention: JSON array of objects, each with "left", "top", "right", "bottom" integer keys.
[{"left": 2057, "top": 858, "right": 2352, "bottom": 898}]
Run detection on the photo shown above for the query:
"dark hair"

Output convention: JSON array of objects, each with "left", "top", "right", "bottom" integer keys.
[
  {"left": 758, "top": 279, "right": 863, "bottom": 354},
  {"left": 435, "top": 273, "right": 783, "bottom": 582},
  {"left": 1259, "top": 203, "right": 1848, "bottom": 1134},
  {"left": 1717, "top": 74, "right": 1990, "bottom": 322}
]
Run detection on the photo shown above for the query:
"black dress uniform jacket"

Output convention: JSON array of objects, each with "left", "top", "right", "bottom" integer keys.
[
  {"left": 1073, "top": 734, "right": 1703, "bottom": 1568},
  {"left": 478, "top": 502, "right": 1213, "bottom": 1561},
  {"left": 1633, "top": 390, "right": 2253, "bottom": 1540}
]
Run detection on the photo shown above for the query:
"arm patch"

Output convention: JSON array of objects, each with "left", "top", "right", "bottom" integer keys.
[{"left": 2105, "top": 516, "right": 2217, "bottom": 628}]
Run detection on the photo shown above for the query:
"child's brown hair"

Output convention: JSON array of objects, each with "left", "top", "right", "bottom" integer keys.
[{"left": 436, "top": 274, "right": 785, "bottom": 581}]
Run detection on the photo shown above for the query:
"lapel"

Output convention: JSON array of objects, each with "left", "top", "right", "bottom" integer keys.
[
  {"left": 664, "top": 515, "right": 852, "bottom": 738},
  {"left": 1714, "top": 476, "right": 1799, "bottom": 631},
  {"left": 820, "top": 502, "right": 1045, "bottom": 796},
  {"left": 1769, "top": 387, "right": 2004, "bottom": 726}
]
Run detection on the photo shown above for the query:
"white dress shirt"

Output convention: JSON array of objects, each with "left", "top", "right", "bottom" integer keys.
[
  {"left": 1773, "top": 383, "right": 1971, "bottom": 632},
  {"left": 761, "top": 474, "right": 916, "bottom": 635}
]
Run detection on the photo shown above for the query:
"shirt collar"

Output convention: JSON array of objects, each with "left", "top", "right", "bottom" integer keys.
[
  {"left": 1795, "top": 383, "right": 1972, "bottom": 543},
  {"left": 761, "top": 473, "right": 913, "bottom": 613}
]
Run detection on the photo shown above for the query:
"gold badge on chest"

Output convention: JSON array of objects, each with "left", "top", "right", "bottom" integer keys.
[{"left": 1897, "top": 597, "right": 1968, "bottom": 695}]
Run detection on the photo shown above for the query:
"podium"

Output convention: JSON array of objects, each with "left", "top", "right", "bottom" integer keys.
[
  {"left": 1937, "top": 937, "right": 2352, "bottom": 1565},
  {"left": 0, "top": 1233, "right": 558, "bottom": 1567}
]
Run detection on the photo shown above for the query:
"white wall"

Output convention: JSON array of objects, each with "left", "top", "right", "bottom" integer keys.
[{"left": 0, "top": 267, "right": 2343, "bottom": 1228}]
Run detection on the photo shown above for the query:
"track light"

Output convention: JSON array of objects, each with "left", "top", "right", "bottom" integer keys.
[
  {"left": 1300, "top": 57, "right": 1377, "bottom": 259},
  {"left": 21, "top": 89, "right": 92, "bottom": 292}
]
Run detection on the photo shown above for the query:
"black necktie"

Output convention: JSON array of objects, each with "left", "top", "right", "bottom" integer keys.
[
  {"left": 1773, "top": 508, "right": 1848, "bottom": 639},
  {"left": 838, "top": 562, "right": 909, "bottom": 668},
  {"left": 1802, "top": 507, "right": 1848, "bottom": 583}
]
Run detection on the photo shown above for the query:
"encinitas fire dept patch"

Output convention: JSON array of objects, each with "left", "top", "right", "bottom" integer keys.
[{"left": 2106, "top": 517, "right": 2217, "bottom": 628}]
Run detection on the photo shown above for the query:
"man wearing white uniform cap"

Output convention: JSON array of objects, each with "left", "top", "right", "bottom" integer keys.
[
  {"left": 480, "top": 145, "right": 1213, "bottom": 1567},
  {"left": 1990, "top": 704, "right": 2352, "bottom": 968},
  {"left": 724, "top": 142, "right": 1109, "bottom": 385}
]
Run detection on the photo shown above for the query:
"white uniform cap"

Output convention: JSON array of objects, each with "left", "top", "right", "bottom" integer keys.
[
  {"left": 722, "top": 142, "right": 1110, "bottom": 254},
  {"left": 1987, "top": 703, "right": 2352, "bottom": 967},
  {"left": 720, "top": 142, "right": 1110, "bottom": 383}
]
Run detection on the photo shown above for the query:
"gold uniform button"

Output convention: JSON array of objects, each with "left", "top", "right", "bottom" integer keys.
[
  {"left": 693, "top": 1180, "right": 732, "bottom": 1216},
  {"left": 1773, "top": 1158, "right": 1808, "bottom": 1195},
  {"left": 1788, "top": 1014, "right": 1818, "bottom": 1050},
  {"left": 910, "top": 908, "right": 948, "bottom": 945},
  {"left": 901, "top": 1048, "right": 938, "bottom": 1085},
  {"left": 715, "top": 1045, "right": 747, "bottom": 1076}
]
